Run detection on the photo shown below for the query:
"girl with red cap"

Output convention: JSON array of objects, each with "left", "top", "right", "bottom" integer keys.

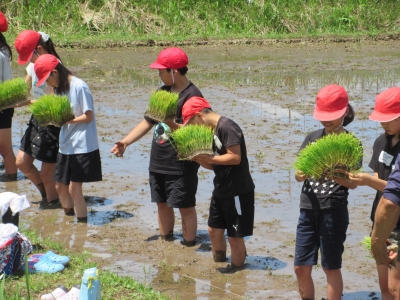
[
  {"left": 0, "top": 12, "right": 17, "bottom": 182},
  {"left": 111, "top": 47, "right": 203, "bottom": 246},
  {"left": 33, "top": 54, "right": 102, "bottom": 222},
  {"left": 294, "top": 84, "right": 359, "bottom": 300},
  {"left": 13, "top": 30, "right": 62, "bottom": 208},
  {"left": 348, "top": 87, "right": 400, "bottom": 299}
]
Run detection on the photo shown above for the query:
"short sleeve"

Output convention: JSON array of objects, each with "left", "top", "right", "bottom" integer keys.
[
  {"left": 219, "top": 122, "right": 242, "bottom": 149},
  {"left": 79, "top": 87, "right": 94, "bottom": 113},
  {"left": 383, "top": 154, "right": 400, "bottom": 206},
  {"left": 26, "top": 63, "right": 34, "bottom": 77},
  {"left": 369, "top": 138, "right": 380, "bottom": 172}
]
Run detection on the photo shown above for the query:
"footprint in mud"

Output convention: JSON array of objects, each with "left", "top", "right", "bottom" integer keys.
[{"left": 84, "top": 195, "right": 112, "bottom": 206}]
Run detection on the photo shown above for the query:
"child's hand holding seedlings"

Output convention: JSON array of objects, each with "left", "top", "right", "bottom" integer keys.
[
  {"left": 347, "top": 172, "right": 372, "bottom": 186},
  {"left": 294, "top": 170, "right": 308, "bottom": 182},
  {"left": 192, "top": 154, "right": 214, "bottom": 170},
  {"left": 330, "top": 170, "right": 358, "bottom": 189}
]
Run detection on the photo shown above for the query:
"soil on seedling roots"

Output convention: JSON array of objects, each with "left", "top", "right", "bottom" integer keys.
[{"left": 5, "top": 40, "right": 400, "bottom": 299}]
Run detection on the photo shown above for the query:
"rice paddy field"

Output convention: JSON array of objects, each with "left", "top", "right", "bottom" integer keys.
[{"left": 4, "top": 40, "right": 400, "bottom": 299}]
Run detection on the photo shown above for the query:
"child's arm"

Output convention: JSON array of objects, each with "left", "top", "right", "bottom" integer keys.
[
  {"left": 67, "top": 110, "right": 93, "bottom": 124},
  {"left": 348, "top": 172, "right": 387, "bottom": 192},
  {"left": 192, "top": 155, "right": 214, "bottom": 170},
  {"left": 199, "top": 144, "right": 241, "bottom": 165},
  {"left": 111, "top": 119, "right": 154, "bottom": 157},
  {"left": 332, "top": 176, "right": 358, "bottom": 189}
]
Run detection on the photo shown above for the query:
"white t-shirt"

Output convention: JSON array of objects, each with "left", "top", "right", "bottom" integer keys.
[
  {"left": 59, "top": 76, "right": 99, "bottom": 154},
  {"left": 26, "top": 62, "right": 47, "bottom": 99},
  {"left": 0, "top": 48, "right": 12, "bottom": 82}
]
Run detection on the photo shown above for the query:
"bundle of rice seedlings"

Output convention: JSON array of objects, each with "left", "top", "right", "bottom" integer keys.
[
  {"left": 362, "top": 236, "right": 371, "bottom": 251},
  {"left": 144, "top": 90, "right": 179, "bottom": 122},
  {"left": 171, "top": 125, "right": 214, "bottom": 160},
  {"left": 29, "top": 95, "right": 74, "bottom": 127},
  {"left": 0, "top": 78, "right": 28, "bottom": 110},
  {"left": 293, "top": 132, "right": 363, "bottom": 182}
]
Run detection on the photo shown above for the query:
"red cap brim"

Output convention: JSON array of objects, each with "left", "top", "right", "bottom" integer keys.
[
  {"left": 35, "top": 71, "right": 51, "bottom": 87},
  {"left": 369, "top": 111, "right": 400, "bottom": 122},
  {"left": 149, "top": 62, "right": 167, "bottom": 69},
  {"left": 17, "top": 52, "right": 33, "bottom": 65},
  {"left": 313, "top": 106, "right": 347, "bottom": 121}
]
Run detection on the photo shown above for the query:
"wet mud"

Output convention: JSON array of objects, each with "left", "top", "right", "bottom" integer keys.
[{"left": 4, "top": 40, "right": 400, "bottom": 299}]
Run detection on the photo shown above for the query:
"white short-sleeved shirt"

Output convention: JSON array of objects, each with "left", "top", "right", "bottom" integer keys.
[
  {"left": 0, "top": 48, "right": 12, "bottom": 82},
  {"left": 26, "top": 62, "right": 47, "bottom": 99},
  {"left": 59, "top": 76, "right": 99, "bottom": 154}
]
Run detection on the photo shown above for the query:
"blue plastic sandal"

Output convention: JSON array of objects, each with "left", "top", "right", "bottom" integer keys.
[
  {"left": 40, "top": 251, "right": 70, "bottom": 265},
  {"left": 29, "top": 259, "right": 64, "bottom": 274}
]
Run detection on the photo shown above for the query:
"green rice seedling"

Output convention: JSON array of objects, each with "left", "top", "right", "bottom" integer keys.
[
  {"left": 145, "top": 90, "right": 179, "bottom": 122},
  {"left": 29, "top": 95, "right": 74, "bottom": 127},
  {"left": 362, "top": 236, "right": 371, "bottom": 251},
  {"left": 171, "top": 125, "right": 214, "bottom": 160},
  {"left": 293, "top": 132, "right": 363, "bottom": 182},
  {"left": 0, "top": 78, "right": 28, "bottom": 110}
]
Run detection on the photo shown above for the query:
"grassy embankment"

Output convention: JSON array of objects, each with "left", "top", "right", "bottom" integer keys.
[
  {"left": 2, "top": 0, "right": 400, "bottom": 47},
  {"left": 2, "top": 227, "right": 169, "bottom": 300}
]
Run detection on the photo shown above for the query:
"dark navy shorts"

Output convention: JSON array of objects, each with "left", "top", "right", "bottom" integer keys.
[
  {"left": 294, "top": 208, "right": 349, "bottom": 270},
  {"left": 208, "top": 190, "right": 255, "bottom": 238},
  {"left": 0, "top": 108, "right": 14, "bottom": 129},
  {"left": 149, "top": 171, "right": 198, "bottom": 208}
]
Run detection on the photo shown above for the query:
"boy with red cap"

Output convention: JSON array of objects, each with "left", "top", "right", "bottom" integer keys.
[
  {"left": 111, "top": 47, "right": 203, "bottom": 246},
  {"left": 33, "top": 54, "right": 102, "bottom": 222},
  {"left": 294, "top": 84, "right": 360, "bottom": 300},
  {"left": 349, "top": 87, "right": 400, "bottom": 299},
  {"left": 13, "top": 30, "right": 63, "bottom": 209},
  {"left": 182, "top": 96, "right": 255, "bottom": 271}
]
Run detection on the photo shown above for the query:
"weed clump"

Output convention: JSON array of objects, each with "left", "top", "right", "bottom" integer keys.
[
  {"left": 171, "top": 125, "right": 214, "bottom": 160},
  {"left": 293, "top": 132, "right": 363, "bottom": 182},
  {"left": 145, "top": 90, "right": 179, "bottom": 122},
  {"left": 29, "top": 95, "right": 74, "bottom": 127},
  {"left": 0, "top": 78, "right": 28, "bottom": 110}
]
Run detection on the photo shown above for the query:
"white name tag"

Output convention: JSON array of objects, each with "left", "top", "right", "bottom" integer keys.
[{"left": 379, "top": 151, "right": 394, "bottom": 167}]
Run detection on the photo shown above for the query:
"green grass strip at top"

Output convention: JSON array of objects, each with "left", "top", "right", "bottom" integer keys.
[
  {"left": 293, "top": 132, "right": 363, "bottom": 181},
  {"left": 171, "top": 124, "right": 214, "bottom": 159},
  {"left": 29, "top": 95, "right": 74, "bottom": 127},
  {"left": 0, "top": 78, "right": 28, "bottom": 108},
  {"left": 146, "top": 90, "right": 179, "bottom": 121}
]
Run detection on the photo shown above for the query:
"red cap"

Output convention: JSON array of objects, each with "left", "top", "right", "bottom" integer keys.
[
  {"left": 34, "top": 54, "right": 60, "bottom": 87},
  {"left": 0, "top": 12, "right": 8, "bottom": 33},
  {"left": 182, "top": 97, "right": 212, "bottom": 124},
  {"left": 14, "top": 30, "right": 41, "bottom": 65},
  {"left": 149, "top": 47, "right": 188, "bottom": 69},
  {"left": 369, "top": 87, "right": 400, "bottom": 122},
  {"left": 313, "top": 84, "right": 348, "bottom": 121}
]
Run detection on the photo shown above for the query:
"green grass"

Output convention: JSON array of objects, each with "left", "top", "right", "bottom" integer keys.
[
  {"left": 2, "top": 228, "right": 170, "bottom": 300},
  {"left": 293, "top": 132, "right": 363, "bottom": 182},
  {"left": 171, "top": 124, "right": 214, "bottom": 159},
  {"left": 28, "top": 95, "right": 75, "bottom": 127},
  {"left": 0, "top": 78, "right": 28, "bottom": 110},
  {"left": 2, "top": 0, "right": 400, "bottom": 47},
  {"left": 145, "top": 90, "right": 179, "bottom": 122}
]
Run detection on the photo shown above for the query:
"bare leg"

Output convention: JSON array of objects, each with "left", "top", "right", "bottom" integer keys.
[
  {"left": 377, "top": 264, "right": 394, "bottom": 300},
  {"left": 208, "top": 227, "right": 227, "bottom": 261},
  {"left": 40, "top": 162, "right": 58, "bottom": 202},
  {"left": 179, "top": 206, "right": 197, "bottom": 242},
  {"left": 157, "top": 202, "right": 175, "bottom": 237},
  {"left": 294, "top": 265, "right": 314, "bottom": 299},
  {"left": 227, "top": 237, "right": 246, "bottom": 267},
  {"left": 69, "top": 181, "right": 87, "bottom": 218},
  {"left": 55, "top": 181, "right": 74, "bottom": 210},
  {"left": 16, "top": 150, "right": 46, "bottom": 197},
  {"left": 323, "top": 268, "right": 343, "bottom": 300},
  {"left": 389, "top": 263, "right": 400, "bottom": 300},
  {"left": 0, "top": 128, "right": 17, "bottom": 176}
]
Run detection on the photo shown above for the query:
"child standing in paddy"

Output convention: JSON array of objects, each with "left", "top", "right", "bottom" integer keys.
[
  {"left": 348, "top": 87, "right": 400, "bottom": 299},
  {"left": 111, "top": 48, "right": 203, "bottom": 246},
  {"left": 34, "top": 54, "right": 102, "bottom": 222},
  {"left": 14, "top": 30, "right": 63, "bottom": 208},
  {"left": 183, "top": 96, "right": 255, "bottom": 270},
  {"left": 294, "top": 84, "right": 360, "bottom": 300}
]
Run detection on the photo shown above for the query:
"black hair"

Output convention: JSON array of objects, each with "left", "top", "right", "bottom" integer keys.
[
  {"left": 201, "top": 108, "right": 213, "bottom": 114},
  {"left": 54, "top": 63, "right": 72, "bottom": 95},
  {"left": 0, "top": 32, "right": 12, "bottom": 60},
  {"left": 166, "top": 67, "right": 188, "bottom": 75},
  {"left": 38, "top": 36, "right": 62, "bottom": 62},
  {"left": 343, "top": 104, "right": 355, "bottom": 126}
]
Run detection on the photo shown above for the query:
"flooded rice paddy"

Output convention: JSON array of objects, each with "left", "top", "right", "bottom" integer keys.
[{"left": 3, "top": 41, "right": 400, "bottom": 299}]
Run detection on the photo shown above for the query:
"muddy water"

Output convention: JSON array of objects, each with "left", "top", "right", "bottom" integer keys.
[{"left": 4, "top": 41, "right": 400, "bottom": 299}]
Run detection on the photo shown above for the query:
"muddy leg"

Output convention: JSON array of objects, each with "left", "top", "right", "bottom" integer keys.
[
  {"left": 323, "top": 268, "right": 343, "bottom": 300},
  {"left": 69, "top": 181, "right": 87, "bottom": 219},
  {"left": 157, "top": 202, "right": 175, "bottom": 237},
  {"left": 377, "top": 264, "right": 393, "bottom": 300},
  {"left": 208, "top": 227, "right": 226, "bottom": 261},
  {"left": 16, "top": 151, "right": 45, "bottom": 198},
  {"left": 228, "top": 237, "right": 246, "bottom": 267},
  {"left": 389, "top": 263, "right": 400, "bottom": 300},
  {"left": 40, "top": 162, "right": 59, "bottom": 202},
  {"left": 56, "top": 181, "right": 74, "bottom": 215},
  {"left": 179, "top": 206, "right": 197, "bottom": 244},
  {"left": 294, "top": 265, "right": 314, "bottom": 299}
]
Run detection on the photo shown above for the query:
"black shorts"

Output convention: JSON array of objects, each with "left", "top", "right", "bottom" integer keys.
[
  {"left": 208, "top": 190, "right": 255, "bottom": 238},
  {"left": 19, "top": 115, "right": 60, "bottom": 163},
  {"left": 0, "top": 108, "right": 14, "bottom": 129},
  {"left": 54, "top": 149, "right": 102, "bottom": 185},
  {"left": 149, "top": 171, "right": 198, "bottom": 208}
]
